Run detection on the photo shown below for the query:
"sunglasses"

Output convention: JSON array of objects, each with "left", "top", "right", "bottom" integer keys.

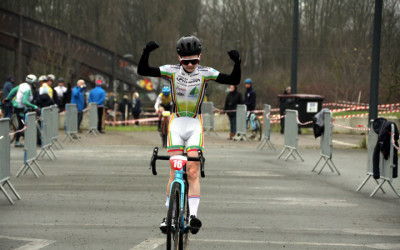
[{"left": 180, "top": 57, "right": 200, "bottom": 65}]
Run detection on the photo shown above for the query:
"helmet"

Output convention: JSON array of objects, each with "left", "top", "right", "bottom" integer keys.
[
  {"left": 38, "top": 75, "right": 47, "bottom": 82},
  {"left": 176, "top": 35, "right": 202, "bottom": 56},
  {"left": 47, "top": 74, "right": 55, "bottom": 81},
  {"left": 244, "top": 78, "right": 253, "bottom": 85},
  {"left": 25, "top": 74, "right": 37, "bottom": 84},
  {"left": 57, "top": 77, "right": 65, "bottom": 82},
  {"left": 162, "top": 86, "right": 170, "bottom": 96}
]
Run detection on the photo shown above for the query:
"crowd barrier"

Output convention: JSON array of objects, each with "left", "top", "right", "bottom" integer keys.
[
  {"left": 202, "top": 102, "right": 217, "bottom": 136},
  {"left": 311, "top": 110, "right": 340, "bottom": 175},
  {"left": 357, "top": 121, "right": 399, "bottom": 197},
  {"left": 16, "top": 112, "right": 44, "bottom": 178},
  {"left": 277, "top": 109, "right": 304, "bottom": 161},
  {"left": 63, "top": 103, "right": 80, "bottom": 142},
  {"left": 0, "top": 118, "right": 21, "bottom": 205},
  {"left": 232, "top": 104, "right": 247, "bottom": 141},
  {"left": 37, "top": 106, "right": 57, "bottom": 160},
  {"left": 51, "top": 105, "right": 63, "bottom": 149},
  {"left": 88, "top": 103, "right": 100, "bottom": 136},
  {"left": 257, "top": 104, "right": 275, "bottom": 151}
]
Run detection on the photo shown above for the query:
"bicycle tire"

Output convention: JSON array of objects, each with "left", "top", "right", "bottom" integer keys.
[
  {"left": 182, "top": 184, "right": 190, "bottom": 249},
  {"left": 9, "top": 115, "right": 19, "bottom": 144},
  {"left": 167, "top": 182, "right": 183, "bottom": 250}
]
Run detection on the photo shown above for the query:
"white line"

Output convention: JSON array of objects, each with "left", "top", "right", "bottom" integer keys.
[
  {"left": 129, "top": 238, "right": 165, "bottom": 250},
  {"left": 0, "top": 235, "right": 55, "bottom": 250},
  {"left": 332, "top": 139, "right": 358, "bottom": 147}
]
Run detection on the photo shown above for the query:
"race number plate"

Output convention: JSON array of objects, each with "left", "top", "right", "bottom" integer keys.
[{"left": 170, "top": 155, "right": 187, "bottom": 171}]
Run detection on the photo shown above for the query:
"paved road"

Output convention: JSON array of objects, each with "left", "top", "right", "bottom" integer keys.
[{"left": 1, "top": 131, "right": 399, "bottom": 250}]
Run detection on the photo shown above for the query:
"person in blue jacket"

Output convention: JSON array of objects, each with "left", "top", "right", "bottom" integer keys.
[
  {"left": 88, "top": 79, "right": 106, "bottom": 133},
  {"left": 71, "top": 79, "right": 86, "bottom": 131}
]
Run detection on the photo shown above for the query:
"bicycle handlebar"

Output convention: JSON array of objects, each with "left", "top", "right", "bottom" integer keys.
[{"left": 150, "top": 147, "right": 205, "bottom": 178}]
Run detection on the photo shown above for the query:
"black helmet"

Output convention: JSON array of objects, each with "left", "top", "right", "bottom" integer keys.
[{"left": 176, "top": 35, "right": 202, "bottom": 56}]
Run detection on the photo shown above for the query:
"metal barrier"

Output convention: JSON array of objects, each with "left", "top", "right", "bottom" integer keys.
[
  {"left": 312, "top": 110, "right": 340, "bottom": 175},
  {"left": 51, "top": 105, "right": 63, "bottom": 149},
  {"left": 63, "top": 103, "right": 80, "bottom": 142},
  {"left": 232, "top": 104, "right": 247, "bottom": 141},
  {"left": 16, "top": 112, "right": 44, "bottom": 177},
  {"left": 257, "top": 104, "right": 276, "bottom": 151},
  {"left": 277, "top": 109, "right": 304, "bottom": 161},
  {"left": 37, "top": 106, "right": 57, "bottom": 160},
  {"left": 0, "top": 118, "right": 21, "bottom": 204},
  {"left": 357, "top": 122, "right": 399, "bottom": 197},
  {"left": 202, "top": 102, "right": 217, "bottom": 136},
  {"left": 88, "top": 103, "right": 100, "bottom": 136}
]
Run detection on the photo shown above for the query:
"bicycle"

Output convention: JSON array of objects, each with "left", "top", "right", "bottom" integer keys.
[
  {"left": 150, "top": 147, "right": 205, "bottom": 250},
  {"left": 246, "top": 112, "right": 262, "bottom": 141}
]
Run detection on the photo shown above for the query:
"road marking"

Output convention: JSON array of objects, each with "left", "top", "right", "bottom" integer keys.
[
  {"left": 333, "top": 139, "right": 358, "bottom": 147},
  {"left": 129, "top": 238, "right": 165, "bottom": 249},
  {"left": 193, "top": 238, "right": 400, "bottom": 249},
  {"left": 0, "top": 235, "right": 55, "bottom": 250}
]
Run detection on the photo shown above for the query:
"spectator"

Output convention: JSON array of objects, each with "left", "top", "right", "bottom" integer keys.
[
  {"left": 88, "top": 79, "right": 106, "bottom": 133},
  {"left": 244, "top": 78, "right": 256, "bottom": 112},
  {"left": 2, "top": 75, "right": 15, "bottom": 119},
  {"left": 118, "top": 94, "right": 131, "bottom": 125},
  {"left": 283, "top": 86, "right": 291, "bottom": 95},
  {"left": 54, "top": 78, "right": 67, "bottom": 111},
  {"left": 131, "top": 92, "right": 142, "bottom": 126},
  {"left": 71, "top": 79, "right": 86, "bottom": 131},
  {"left": 36, "top": 84, "right": 54, "bottom": 108},
  {"left": 224, "top": 85, "right": 243, "bottom": 140}
]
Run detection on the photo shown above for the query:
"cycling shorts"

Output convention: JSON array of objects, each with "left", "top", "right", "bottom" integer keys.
[{"left": 167, "top": 113, "right": 204, "bottom": 153}]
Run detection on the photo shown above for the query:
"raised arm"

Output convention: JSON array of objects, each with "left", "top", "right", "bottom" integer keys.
[
  {"left": 216, "top": 50, "right": 241, "bottom": 85},
  {"left": 137, "top": 41, "right": 162, "bottom": 77}
]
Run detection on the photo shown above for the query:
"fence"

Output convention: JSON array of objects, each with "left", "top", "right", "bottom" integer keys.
[
  {"left": 0, "top": 118, "right": 21, "bottom": 204},
  {"left": 16, "top": 112, "right": 44, "bottom": 178},
  {"left": 257, "top": 104, "right": 275, "bottom": 151},
  {"left": 63, "top": 103, "right": 80, "bottom": 142},
  {"left": 51, "top": 105, "right": 63, "bottom": 149},
  {"left": 37, "top": 106, "right": 57, "bottom": 160},
  {"left": 312, "top": 110, "right": 340, "bottom": 175},
  {"left": 357, "top": 121, "right": 399, "bottom": 197},
  {"left": 277, "top": 109, "right": 304, "bottom": 161},
  {"left": 202, "top": 102, "right": 217, "bottom": 136},
  {"left": 88, "top": 103, "right": 100, "bottom": 135},
  {"left": 233, "top": 104, "right": 247, "bottom": 141}
]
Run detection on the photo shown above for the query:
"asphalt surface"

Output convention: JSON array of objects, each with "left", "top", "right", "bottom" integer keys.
[{"left": 1, "top": 130, "right": 399, "bottom": 250}]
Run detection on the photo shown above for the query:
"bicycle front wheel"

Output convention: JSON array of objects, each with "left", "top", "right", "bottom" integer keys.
[{"left": 167, "top": 182, "right": 183, "bottom": 250}]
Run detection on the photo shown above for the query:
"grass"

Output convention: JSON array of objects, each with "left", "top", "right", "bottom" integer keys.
[{"left": 105, "top": 125, "right": 158, "bottom": 132}]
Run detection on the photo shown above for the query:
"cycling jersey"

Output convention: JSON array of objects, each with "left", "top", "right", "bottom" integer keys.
[
  {"left": 160, "top": 64, "right": 219, "bottom": 118},
  {"left": 154, "top": 93, "right": 172, "bottom": 112},
  {"left": 8, "top": 83, "right": 37, "bottom": 109}
]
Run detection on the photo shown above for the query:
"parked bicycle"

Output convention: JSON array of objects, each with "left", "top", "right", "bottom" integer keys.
[{"left": 150, "top": 147, "right": 205, "bottom": 250}]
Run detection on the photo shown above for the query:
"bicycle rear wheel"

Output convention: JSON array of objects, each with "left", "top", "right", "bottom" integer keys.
[
  {"left": 9, "top": 114, "right": 19, "bottom": 143},
  {"left": 167, "top": 182, "right": 183, "bottom": 250}
]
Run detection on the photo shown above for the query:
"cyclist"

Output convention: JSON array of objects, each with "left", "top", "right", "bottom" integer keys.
[
  {"left": 137, "top": 35, "right": 241, "bottom": 235},
  {"left": 154, "top": 86, "right": 173, "bottom": 131},
  {"left": 5, "top": 74, "right": 39, "bottom": 147}
]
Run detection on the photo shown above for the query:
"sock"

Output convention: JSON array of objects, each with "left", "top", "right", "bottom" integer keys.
[
  {"left": 165, "top": 195, "right": 169, "bottom": 208},
  {"left": 188, "top": 196, "right": 200, "bottom": 217}
]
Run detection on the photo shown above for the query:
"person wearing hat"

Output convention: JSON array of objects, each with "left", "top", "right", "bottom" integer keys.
[
  {"left": 118, "top": 94, "right": 131, "bottom": 126},
  {"left": 54, "top": 77, "right": 67, "bottom": 111},
  {"left": 71, "top": 79, "right": 87, "bottom": 131},
  {"left": 88, "top": 79, "right": 106, "bottom": 133},
  {"left": 244, "top": 78, "right": 256, "bottom": 112}
]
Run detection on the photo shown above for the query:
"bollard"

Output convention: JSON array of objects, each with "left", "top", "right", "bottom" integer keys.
[
  {"left": 202, "top": 102, "right": 217, "bottom": 136},
  {"left": 0, "top": 118, "right": 21, "bottom": 204},
  {"left": 16, "top": 112, "right": 45, "bottom": 177},
  {"left": 312, "top": 110, "right": 340, "bottom": 175},
  {"left": 257, "top": 104, "right": 276, "bottom": 151},
  {"left": 277, "top": 109, "right": 304, "bottom": 161}
]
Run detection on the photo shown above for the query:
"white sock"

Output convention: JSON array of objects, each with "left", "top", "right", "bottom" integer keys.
[
  {"left": 188, "top": 196, "right": 200, "bottom": 217},
  {"left": 165, "top": 195, "right": 169, "bottom": 208}
]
